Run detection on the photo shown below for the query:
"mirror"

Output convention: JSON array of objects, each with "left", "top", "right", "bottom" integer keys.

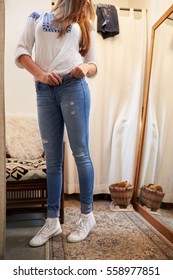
[{"left": 134, "top": 5, "right": 173, "bottom": 243}]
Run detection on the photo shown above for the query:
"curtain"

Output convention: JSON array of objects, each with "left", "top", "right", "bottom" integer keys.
[
  {"left": 64, "top": 8, "right": 147, "bottom": 194},
  {"left": 139, "top": 19, "right": 173, "bottom": 203},
  {"left": 0, "top": 0, "right": 6, "bottom": 259}
]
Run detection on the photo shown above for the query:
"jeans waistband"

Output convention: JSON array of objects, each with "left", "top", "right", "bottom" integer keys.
[
  {"left": 61, "top": 74, "right": 72, "bottom": 82},
  {"left": 61, "top": 74, "right": 84, "bottom": 82}
]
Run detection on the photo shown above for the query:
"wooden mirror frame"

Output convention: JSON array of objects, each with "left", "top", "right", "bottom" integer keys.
[
  {"left": 133, "top": 4, "right": 173, "bottom": 244},
  {"left": 0, "top": 0, "right": 6, "bottom": 259}
]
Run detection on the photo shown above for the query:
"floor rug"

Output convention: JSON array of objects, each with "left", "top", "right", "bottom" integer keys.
[{"left": 45, "top": 199, "right": 173, "bottom": 260}]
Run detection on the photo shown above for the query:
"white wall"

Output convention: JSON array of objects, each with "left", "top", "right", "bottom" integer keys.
[
  {"left": 5, "top": 0, "right": 51, "bottom": 115},
  {"left": 5, "top": 0, "right": 173, "bottom": 115}
]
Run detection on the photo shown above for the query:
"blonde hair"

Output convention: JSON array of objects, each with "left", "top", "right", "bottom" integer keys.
[{"left": 51, "top": 0, "right": 95, "bottom": 56}]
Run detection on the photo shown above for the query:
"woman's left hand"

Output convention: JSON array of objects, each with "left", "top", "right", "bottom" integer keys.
[{"left": 70, "top": 63, "right": 89, "bottom": 78}]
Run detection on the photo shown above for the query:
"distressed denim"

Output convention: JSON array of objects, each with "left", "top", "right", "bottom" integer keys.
[{"left": 35, "top": 76, "right": 94, "bottom": 217}]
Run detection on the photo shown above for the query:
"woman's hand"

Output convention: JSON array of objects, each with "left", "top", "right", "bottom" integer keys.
[
  {"left": 37, "top": 71, "right": 62, "bottom": 85},
  {"left": 70, "top": 63, "right": 97, "bottom": 78},
  {"left": 18, "top": 55, "right": 62, "bottom": 85},
  {"left": 70, "top": 63, "right": 89, "bottom": 78}
]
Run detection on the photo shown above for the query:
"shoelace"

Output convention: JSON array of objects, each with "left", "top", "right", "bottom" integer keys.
[
  {"left": 36, "top": 218, "right": 54, "bottom": 236},
  {"left": 74, "top": 217, "right": 88, "bottom": 233}
]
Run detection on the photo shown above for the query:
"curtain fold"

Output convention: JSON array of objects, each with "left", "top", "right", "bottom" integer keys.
[
  {"left": 139, "top": 19, "right": 173, "bottom": 202},
  {"left": 64, "top": 8, "right": 147, "bottom": 194},
  {"left": 0, "top": 0, "right": 6, "bottom": 259}
]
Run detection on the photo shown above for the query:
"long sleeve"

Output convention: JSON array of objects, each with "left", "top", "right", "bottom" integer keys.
[
  {"left": 84, "top": 26, "right": 98, "bottom": 71},
  {"left": 14, "top": 12, "right": 41, "bottom": 68}
]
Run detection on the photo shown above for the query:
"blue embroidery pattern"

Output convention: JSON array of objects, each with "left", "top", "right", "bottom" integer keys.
[
  {"left": 29, "top": 11, "right": 41, "bottom": 21},
  {"left": 43, "top": 13, "right": 60, "bottom": 32},
  {"left": 43, "top": 13, "right": 72, "bottom": 33},
  {"left": 66, "top": 25, "right": 72, "bottom": 33}
]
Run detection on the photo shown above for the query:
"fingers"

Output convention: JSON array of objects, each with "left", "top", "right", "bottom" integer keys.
[
  {"left": 42, "top": 65, "right": 87, "bottom": 85},
  {"left": 47, "top": 72, "right": 62, "bottom": 85},
  {"left": 70, "top": 66, "right": 85, "bottom": 78}
]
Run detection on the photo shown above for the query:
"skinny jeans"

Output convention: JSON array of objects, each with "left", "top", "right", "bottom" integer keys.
[{"left": 35, "top": 76, "right": 94, "bottom": 218}]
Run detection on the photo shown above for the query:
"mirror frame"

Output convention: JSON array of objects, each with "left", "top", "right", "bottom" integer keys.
[
  {"left": 0, "top": 0, "right": 6, "bottom": 259},
  {"left": 133, "top": 4, "right": 173, "bottom": 244}
]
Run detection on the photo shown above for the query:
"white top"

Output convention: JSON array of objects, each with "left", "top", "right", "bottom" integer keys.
[{"left": 15, "top": 11, "right": 97, "bottom": 76}]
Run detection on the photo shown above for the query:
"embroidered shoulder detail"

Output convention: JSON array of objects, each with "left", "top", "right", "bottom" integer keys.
[
  {"left": 67, "top": 25, "right": 72, "bottom": 33},
  {"left": 29, "top": 11, "right": 41, "bottom": 21},
  {"left": 43, "top": 13, "right": 72, "bottom": 33},
  {"left": 43, "top": 13, "right": 59, "bottom": 32}
]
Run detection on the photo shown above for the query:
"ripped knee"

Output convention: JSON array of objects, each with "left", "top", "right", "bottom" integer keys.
[
  {"left": 73, "top": 151, "right": 92, "bottom": 165},
  {"left": 74, "top": 152, "right": 86, "bottom": 158}
]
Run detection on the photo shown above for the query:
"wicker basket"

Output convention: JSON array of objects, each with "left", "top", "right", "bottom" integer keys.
[
  {"left": 140, "top": 187, "right": 165, "bottom": 210},
  {"left": 109, "top": 182, "right": 134, "bottom": 207}
]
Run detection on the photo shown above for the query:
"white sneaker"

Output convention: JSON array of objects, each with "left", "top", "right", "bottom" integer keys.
[
  {"left": 67, "top": 212, "right": 96, "bottom": 243},
  {"left": 29, "top": 217, "right": 62, "bottom": 247}
]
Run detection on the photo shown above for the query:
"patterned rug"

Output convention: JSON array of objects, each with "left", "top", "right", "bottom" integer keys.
[{"left": 45, "top": 199, "right": 173, "bottom": 260}]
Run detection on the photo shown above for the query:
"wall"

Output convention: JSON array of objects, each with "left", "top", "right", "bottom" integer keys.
[
  {"left": 5, "top": 0, "right": 173, "bottom": 115},
  {"left": 5, "top": 0, "right": 51, "bottom": 115}
]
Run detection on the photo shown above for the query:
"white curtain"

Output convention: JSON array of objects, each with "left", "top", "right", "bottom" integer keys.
[
  {"left": 139, "top": 19, "right": 173, "bottom": 203},
  {"left": 64, "top": 8, "right": 147, "bottom": 194}
]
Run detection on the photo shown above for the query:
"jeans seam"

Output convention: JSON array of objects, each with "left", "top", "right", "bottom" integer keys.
[{"left": 81, "top": 80, "right": 89, "bottom": 150}]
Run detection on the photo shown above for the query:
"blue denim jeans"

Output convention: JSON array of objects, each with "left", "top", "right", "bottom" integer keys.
[{"left": 35, "top": 76, "right": 94, "bottom": 218}]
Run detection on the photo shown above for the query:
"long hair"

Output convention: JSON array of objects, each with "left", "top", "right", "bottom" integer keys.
[{"left": 51, "top": 0, "right": 95, "bottom": 56}]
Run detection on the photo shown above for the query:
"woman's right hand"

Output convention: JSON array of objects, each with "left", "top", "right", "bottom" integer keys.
[
  {"left": 37, "top": 71, "right": 62, "bottom": 86},
  {"left": 18, "top": 55, "right": 62, "bottom": 86}
]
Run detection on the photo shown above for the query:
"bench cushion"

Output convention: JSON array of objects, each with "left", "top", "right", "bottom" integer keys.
[
  {"left": 6, "top": 115, "right": 44, "bottom": 160},
  {"left": 6, "top": 158, "right": 46, "bottom": 181}
]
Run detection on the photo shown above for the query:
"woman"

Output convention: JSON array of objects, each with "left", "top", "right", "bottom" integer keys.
[{"left": 15, "top": 0, "right": 97, "bottom": 247}]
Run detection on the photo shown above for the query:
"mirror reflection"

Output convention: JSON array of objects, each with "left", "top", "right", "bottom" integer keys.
[{"left": 137, "top": 11, "right": 173, "bottom": 231}]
